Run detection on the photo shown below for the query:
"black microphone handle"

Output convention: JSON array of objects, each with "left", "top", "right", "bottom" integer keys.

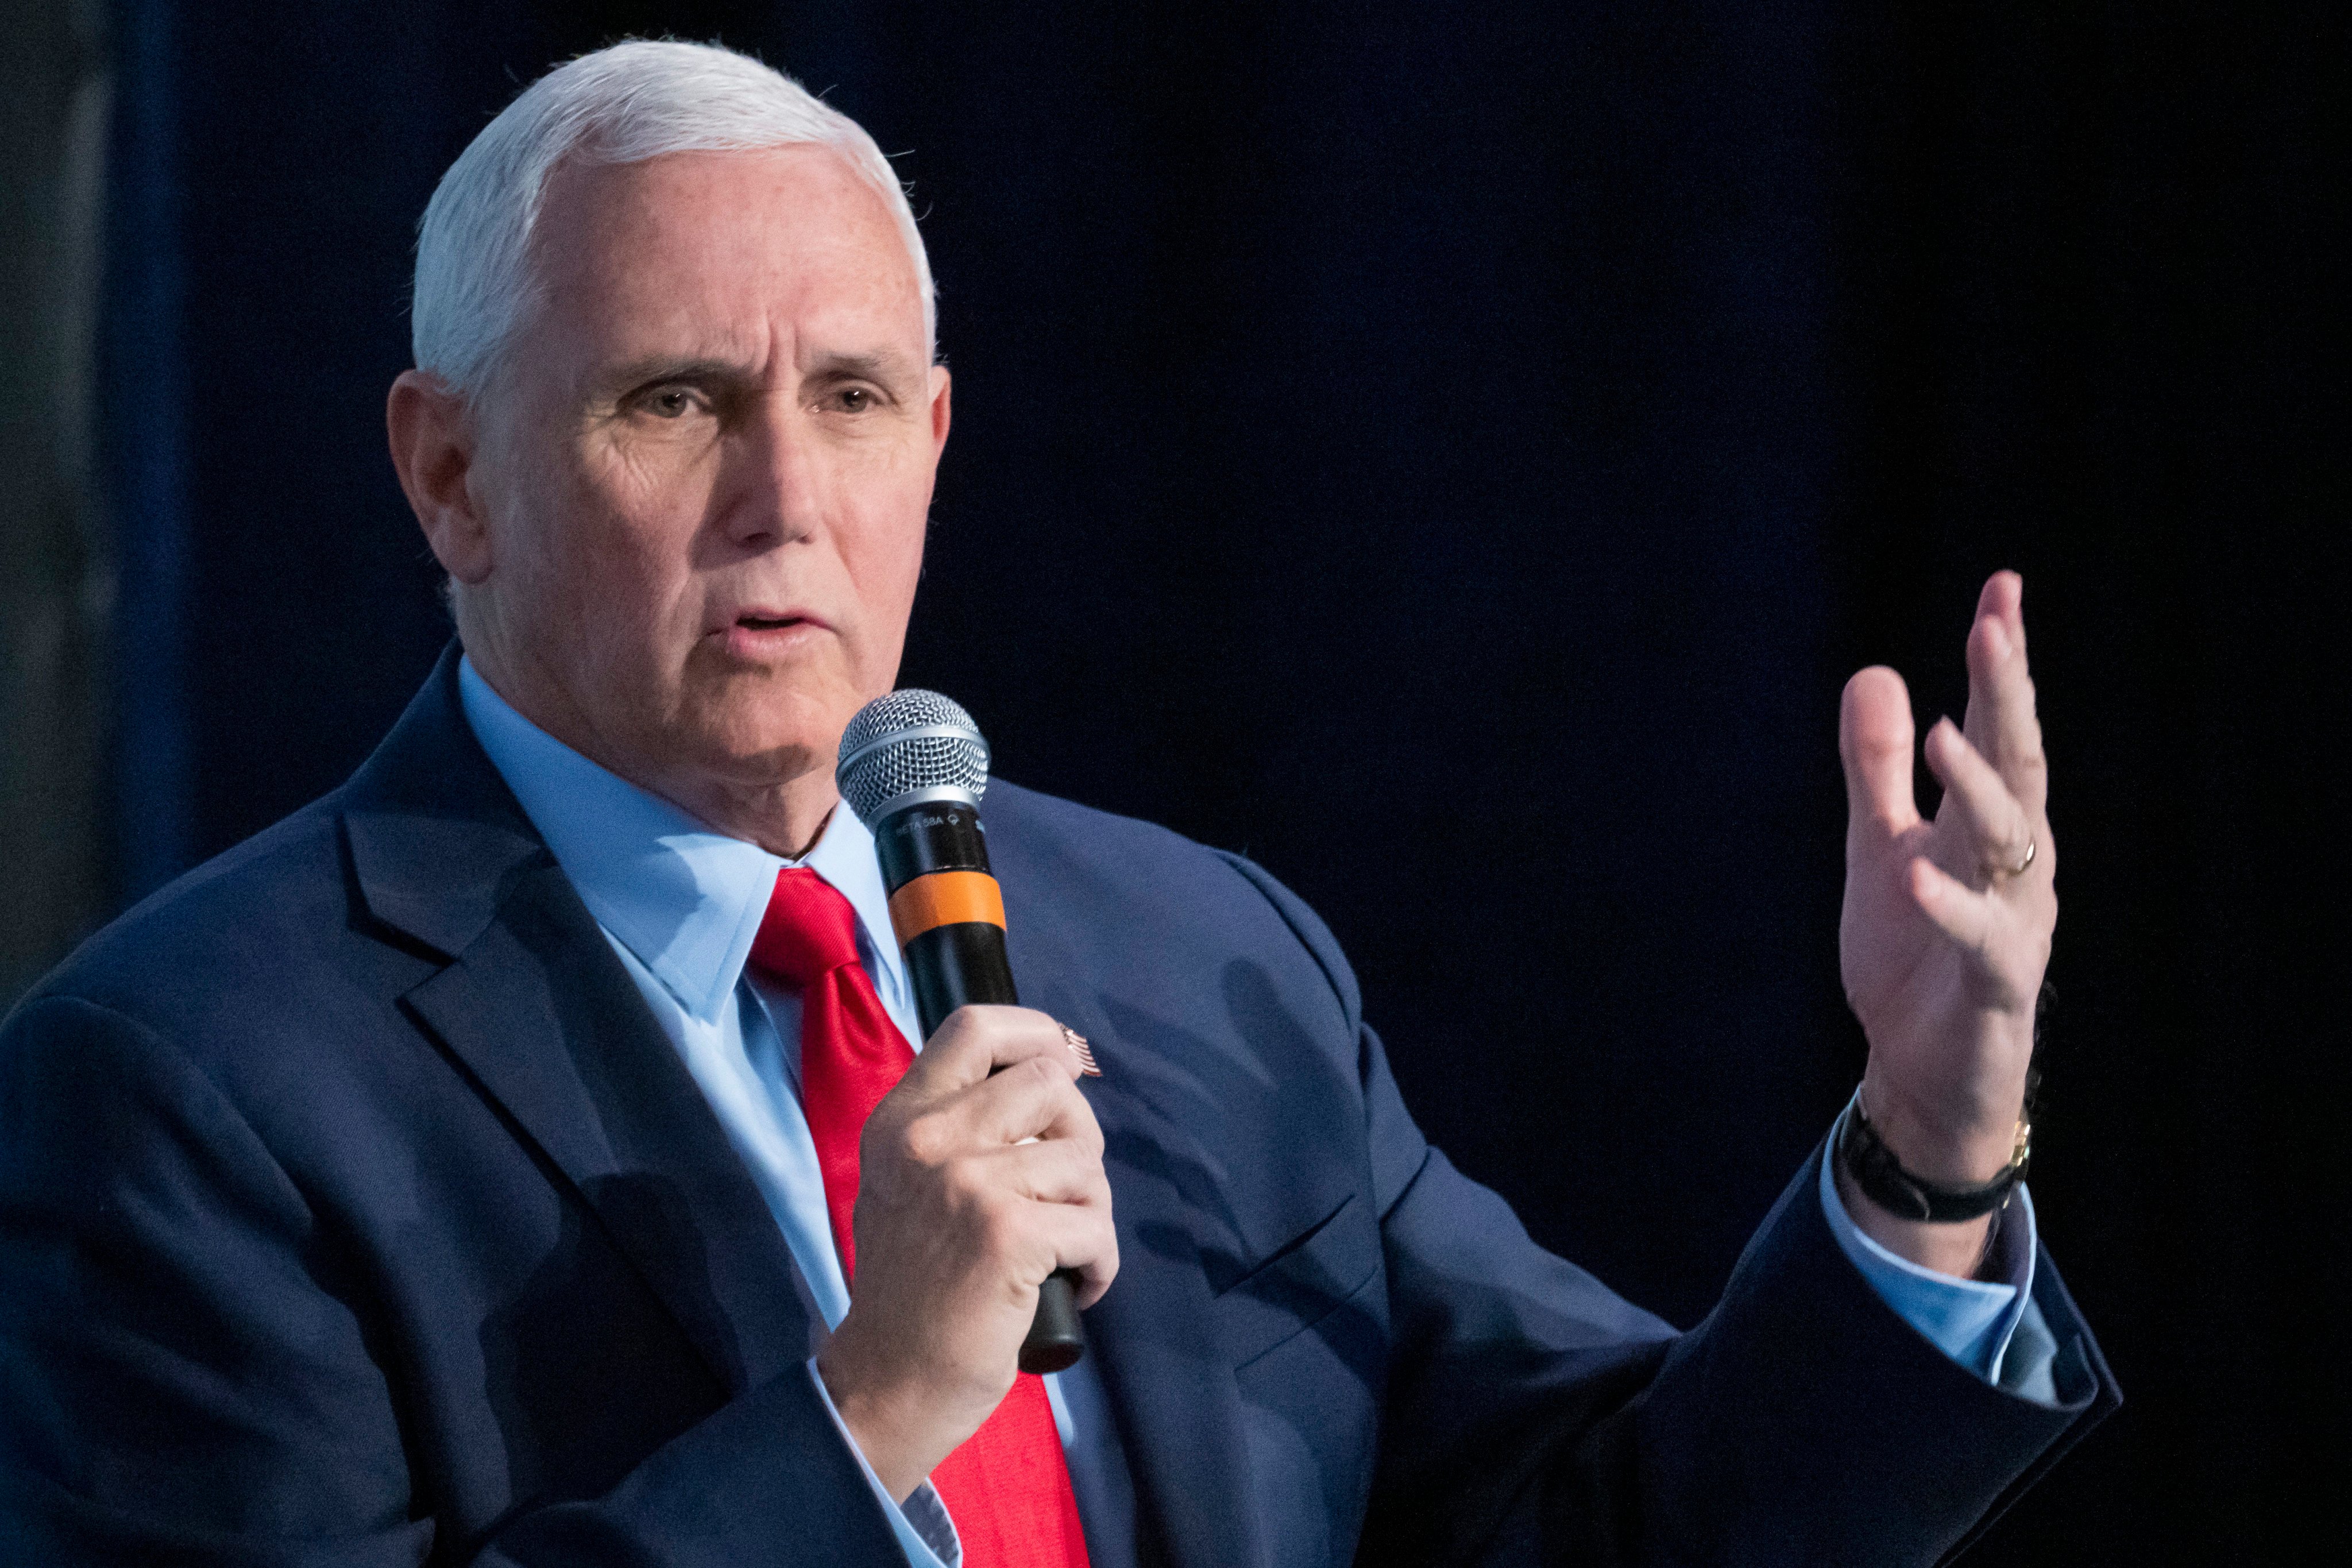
[{"left": 876, "top": 804, "right": 1087, "bottom": 1376}]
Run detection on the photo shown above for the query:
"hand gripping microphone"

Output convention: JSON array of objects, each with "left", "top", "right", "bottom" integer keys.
[{"left": 835, "top": 690, "right": 1087, "bottom": 1375}]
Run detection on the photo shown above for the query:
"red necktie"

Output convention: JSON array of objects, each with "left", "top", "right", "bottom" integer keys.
[{"left": 751, "top": 867, "right": 1091, "bottom": 1568}]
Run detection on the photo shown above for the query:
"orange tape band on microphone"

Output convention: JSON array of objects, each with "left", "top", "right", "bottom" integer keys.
[{"left": 888, "top": 870, "right": 1007, "bottom": 946}]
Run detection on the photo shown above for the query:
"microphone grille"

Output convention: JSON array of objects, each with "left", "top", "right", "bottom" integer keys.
[{"left": 836, "top": 689, "right": 991, "bottom": 824}]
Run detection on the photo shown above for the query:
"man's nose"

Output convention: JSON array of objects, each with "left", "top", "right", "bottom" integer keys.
[{"left": 720, "top": 394, "right": 822, "bottom": 549}]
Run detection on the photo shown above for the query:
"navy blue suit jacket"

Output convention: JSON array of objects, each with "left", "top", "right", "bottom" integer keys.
[{"left": 0, "top": 650, "right": 2115, "bottom": 1565}]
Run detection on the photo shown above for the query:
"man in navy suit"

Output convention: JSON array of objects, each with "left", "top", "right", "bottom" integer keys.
[{"left": 0, "top": 40, "right": 2113, "bottom": 1567}]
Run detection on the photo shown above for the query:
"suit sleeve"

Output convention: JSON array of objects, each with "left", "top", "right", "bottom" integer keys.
[
  {"left": 1215, "top": 855, "right": 2121, "bottom": 1568},
  {"left": 0, "top": 994, "right": 906, "bottom": 1567}
]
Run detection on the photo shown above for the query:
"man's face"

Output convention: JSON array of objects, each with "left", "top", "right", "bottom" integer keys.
[{"left": 465, "top": 145, "right": 947, "bottom": 812}]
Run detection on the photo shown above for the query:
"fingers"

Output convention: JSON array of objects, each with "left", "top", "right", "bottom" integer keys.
[
  {"left": 960, "top": 1054, "right": 1105, "bottom": 1154},
  {"left": 1901, "top": 856, "right": 2043, "bottom": 1016},
  {"left": 937, "top": 1133, "right": 1118, "bottom": 1306},
  {"left": 1922, "top": 717, "right": 2036, "bottom": 887},
  {"left": 992, "top": 1140, "right": 1119, "bottom": 1303},
  {"left": 908, "top": 1006, "right": 1085, "bottom": 1099},
  {"left": 1975, "top": 568, "right": 2026, "bottom": 655},
  {"left": 1028, "top": 1198, "right": 1121, "bottom": 1308},
  {"left": 895, "top": 1005, "right": 1100, "bottom": 1152},
  {"left": 1961, "top": 570, "right": 2049, "bottom": 820},
  {"left": 936, "top": 1125, "right": 1117, "bottom": 1309},
  {"left": 1840, "top": 666, "right": 1921, "bottom": 853},
  {"left": 1906, "top": 855, "right": 1997, "bottom": 958},
  {"left": 997, "top": 1134, "right": 1114, "bottom": 1207}
]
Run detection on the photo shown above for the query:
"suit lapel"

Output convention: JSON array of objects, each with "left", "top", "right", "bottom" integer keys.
[
  {"left": 400, "top": 867, "right": 812, "bottom": 1395},
  {"left": 342, "top": 647, "right": 812, "bottom": 1397},
  {"left": 1019, "top": 971, "right": 1269, "bottom": 1568},
  {"left": 1087, "top": 1145, "right": 1268, "bottom": 1567}
]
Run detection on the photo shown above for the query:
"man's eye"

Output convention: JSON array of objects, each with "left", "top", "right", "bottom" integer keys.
[
  {"left": 833, "top": 387, "right": 875, "bottom": 413},
  {"left": 644, "top": 389, "right": 694, "bottom": 419}
]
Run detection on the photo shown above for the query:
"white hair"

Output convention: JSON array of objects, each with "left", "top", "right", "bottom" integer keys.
[{"left": 411, "top": 39, "right": 934, "bottom": 399}]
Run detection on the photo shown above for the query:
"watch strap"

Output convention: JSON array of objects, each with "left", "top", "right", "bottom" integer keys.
[{"left": 1836, "top": 1094, "right": 2030, "bottom": 1223}]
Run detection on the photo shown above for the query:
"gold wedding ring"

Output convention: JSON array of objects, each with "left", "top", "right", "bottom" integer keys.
[{"left": 1990, "top": 835, "right": 2037, "bottom": 879}]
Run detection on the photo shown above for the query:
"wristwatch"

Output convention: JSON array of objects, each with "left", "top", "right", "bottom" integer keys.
[{"left": 1836, "top": 1093, "right": 2031, "bottom": 1223}]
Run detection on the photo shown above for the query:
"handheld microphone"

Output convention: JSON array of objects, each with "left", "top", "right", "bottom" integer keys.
[{"left": 835, "top": 690, "right": 1087, "bottom": 1375}]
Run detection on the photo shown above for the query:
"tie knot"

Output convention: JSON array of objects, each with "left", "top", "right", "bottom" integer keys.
[{"left": 749, "top": 867, "right": 865, "bottom": 988}]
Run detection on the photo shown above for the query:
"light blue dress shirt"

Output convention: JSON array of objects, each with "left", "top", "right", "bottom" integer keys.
[{"left": 457, "top": 656, "right": 2054, "bottom": 1567}]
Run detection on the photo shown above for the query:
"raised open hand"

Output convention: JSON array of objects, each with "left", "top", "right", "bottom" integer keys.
[{"left": 1837, "top": 571, "right": 2054, "bottom": 1271}]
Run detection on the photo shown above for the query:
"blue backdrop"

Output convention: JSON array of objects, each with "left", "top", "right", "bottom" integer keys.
[{"left": 98, "top": 1, "right": 2343, "bottom": 1559}]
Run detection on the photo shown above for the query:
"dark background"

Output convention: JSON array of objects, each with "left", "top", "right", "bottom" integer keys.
[{"left": 30, "top": 0, "right": 2351, "bottom": 1559}]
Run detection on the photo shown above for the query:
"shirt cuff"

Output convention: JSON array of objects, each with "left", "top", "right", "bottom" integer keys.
[
  {"left": 1817, "top": 1095, "right": 2037, "bottom": 1385},
  {"left": 805, "top": 1358, "right": 963, "bottom": 1568}
]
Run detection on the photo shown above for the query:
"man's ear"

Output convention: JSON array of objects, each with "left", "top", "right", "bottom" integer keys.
[
  {"left": 928, "top": 364, "right": 952, "bottom": 459},
  {"left": 387, "top": 369, "right": 493, "bottom": 584}
]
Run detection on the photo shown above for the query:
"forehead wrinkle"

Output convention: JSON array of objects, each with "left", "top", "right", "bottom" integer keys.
[
  {"left": 526, "top": 149, "right": 930, "bottom": 407},
  {"left": 582, "top": 337, "right": 921, "bottom": 405},
  {"left": 554, "top": 148, "right": 909, "bottom": 295}
]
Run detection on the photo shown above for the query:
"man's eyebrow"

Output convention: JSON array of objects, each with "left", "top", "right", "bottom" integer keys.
[
  {"left": 591, "top": 356, "right": 754, "bottom": 397},
  {"left": 806, "top": 350, "right": 923, "bottom": 385},
  {"left": 588, "top": 351, "right": 923, "bottom": 398}
]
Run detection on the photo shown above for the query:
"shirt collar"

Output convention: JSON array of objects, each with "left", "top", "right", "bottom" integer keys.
[{"left": 456, "top": 655, "right": 906, "bottom": 1022}]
